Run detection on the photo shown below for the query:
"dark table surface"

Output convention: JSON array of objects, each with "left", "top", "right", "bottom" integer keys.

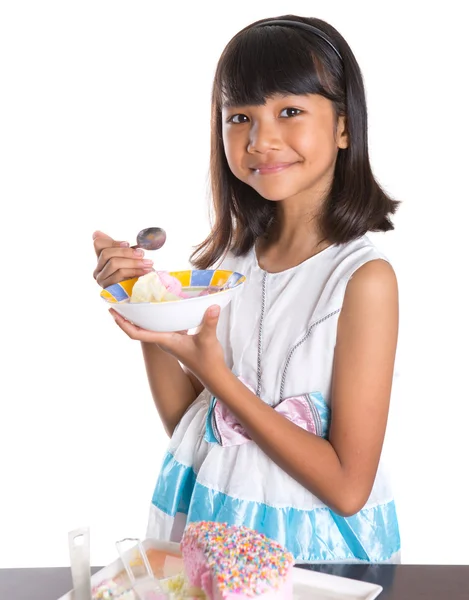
[{"left": 1, "top": 564, "right": 468, "bottom": 600}]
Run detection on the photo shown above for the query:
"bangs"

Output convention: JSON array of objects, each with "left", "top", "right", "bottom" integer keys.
[{"left": 215, "top": 26, "right": 339, "bottom": 108}]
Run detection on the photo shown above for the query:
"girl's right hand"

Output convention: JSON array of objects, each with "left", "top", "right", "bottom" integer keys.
[{"left": 92, "top": 230, "right": 154, "bottom": 289}]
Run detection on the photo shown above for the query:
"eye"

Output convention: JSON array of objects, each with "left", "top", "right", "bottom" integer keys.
[
  {"left": 279, "top": 107, "right": 302, "bottom": 118},
  {"left": 227, "top": 114, "right": 249, "bottom": 124}
]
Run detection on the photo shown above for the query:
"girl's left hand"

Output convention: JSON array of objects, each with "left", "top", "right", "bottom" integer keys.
[{"left": 109, "top": 305, "right": 227, "bottom": 387}]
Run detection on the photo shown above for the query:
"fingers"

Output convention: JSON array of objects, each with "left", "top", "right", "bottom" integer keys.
[
  {"left": 92, "top": 231, "right": 154, "bottom": 288},
  {"left": 92, "top": 231, "right": 127, "bottom": 257},
  {"left": 92, "top": 230, "right": 112, "bottom": 241},
  {"left": 195, "top": 305, "right": 220, "bottom": 338},
  {"left": 207, "top": 305, "right": 221, "bottom": 319},
  {"left": 109, "top": 309, "right": 178, "bottom": 347},
  {"left": 96, "top": 265, "right": 154, "bottom": 289},
  {"left": 94, "top": 247, "right": 154, "bottom": 288}
]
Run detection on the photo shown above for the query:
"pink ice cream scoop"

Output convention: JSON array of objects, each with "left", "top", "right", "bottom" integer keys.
[{"left": 157, "top": 271, "right": 189, "bottom": 298}]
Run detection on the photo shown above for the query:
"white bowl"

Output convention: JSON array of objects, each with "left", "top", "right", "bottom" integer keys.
[{"left": 100, "top": 269, "right": 245, "bottom": 332}]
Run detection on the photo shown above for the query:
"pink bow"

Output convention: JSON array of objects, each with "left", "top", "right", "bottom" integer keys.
[{"left": 212, "top": 380, "right": 320, "bottom": 447}]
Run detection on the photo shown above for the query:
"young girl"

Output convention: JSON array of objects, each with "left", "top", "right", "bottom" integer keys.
[{"left": 93, "top": 15, "right": 400, "bottom": 564}]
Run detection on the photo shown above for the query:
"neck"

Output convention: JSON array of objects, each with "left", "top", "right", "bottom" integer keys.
[
  {"left": 256, "top": 198, "right": 331, "bottom": 273},
  {"left": 267, "top": 195, "right": 326, "bottom": 251}
]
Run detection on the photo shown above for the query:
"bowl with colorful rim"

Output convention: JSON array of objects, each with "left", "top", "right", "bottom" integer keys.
[{"left": 100, "top": 269, "right": 246, "bottom": 332}]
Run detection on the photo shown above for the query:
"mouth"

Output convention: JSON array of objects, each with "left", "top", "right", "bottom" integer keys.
[{"left": 250, "top": 162, "right": 297, "bottom": 175}]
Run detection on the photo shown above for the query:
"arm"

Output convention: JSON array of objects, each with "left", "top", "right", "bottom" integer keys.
[
  {"left": 207, "top": 260, "right": 398, "bottom": 516},
  {"left": 141, "top": 342, "right": 204, "bottom": 436},
  {"left": 92, "top": 231, "right": 205, "bottom": 436}
]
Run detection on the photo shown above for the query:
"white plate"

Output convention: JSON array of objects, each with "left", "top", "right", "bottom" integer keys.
[
  {"left": 58, "top": 539, "right": 382, "bottom": 600},
  {"left": 292, "top": 567, "right": 382, "bottom": 600}
]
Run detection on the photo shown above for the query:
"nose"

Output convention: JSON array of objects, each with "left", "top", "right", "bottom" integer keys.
[{"left": 247, "top": 120, "right": 281, "bottom": 154}]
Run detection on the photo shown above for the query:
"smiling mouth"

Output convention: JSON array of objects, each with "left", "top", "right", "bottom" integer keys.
[{"left": 250, "top": 162, "right": 296, "bottom": 175}]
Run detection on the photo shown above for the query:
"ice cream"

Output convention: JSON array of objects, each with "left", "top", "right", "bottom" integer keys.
[
  {"left": 130, "top": 271, "right": 189, "bottom": 303},
  {"left": 181, "top": 522, "right": 294, "bottom": 600},
  {"left": 92, "top": 578, "right": 136, "bottom": 599},
  {"left": 130, "top": 272, "right": 224, "bottom": 303}
]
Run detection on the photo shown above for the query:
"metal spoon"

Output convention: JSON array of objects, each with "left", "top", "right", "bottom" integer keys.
[{"left": 131, "top": 227, "right": 167, "bottom": 251}]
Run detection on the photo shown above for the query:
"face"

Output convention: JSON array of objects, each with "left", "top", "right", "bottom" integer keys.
[{"left": 221, "top": 94, "right": 348, "bottom": 204}]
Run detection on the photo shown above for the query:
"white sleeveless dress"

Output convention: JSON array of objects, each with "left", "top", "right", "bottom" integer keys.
[{"left": 146, "top": 235, "right": 401, "bottom": 564}]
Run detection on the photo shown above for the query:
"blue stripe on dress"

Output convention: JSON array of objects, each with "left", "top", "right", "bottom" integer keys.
[
  {"left": 203, "top": 396, "right": 219, "bottom": 444},
  {"left": 310, "top": 392, "right": 330, "bottom": 438},
  {"left": 151, "top": 452, "right": 400, "bottom": 563},
  {"left": 151, "top": 452, "right": 196, "bottom": 516}
]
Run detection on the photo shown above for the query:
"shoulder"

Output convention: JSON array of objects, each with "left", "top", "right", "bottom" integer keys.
[
  {"left": 334, "top": 235, "right": 390, "bottom": 267},
  {"left": 216, "top": 247, "right": 256, "bottom": 274},
  {"left": 340, "top": 258, "right": 398, "bottom": 337},
  {"left": 347, "top": 258, "right": 398, "bottom": 299},
  {"left": 335, "top": 238, "right": 399, "bottom": 333},
  {"left": 311, "top": 236, "right": 396, "bottom": 318},
  {"left": 333, "top": 235, "right": 397, "bottom": 296}
]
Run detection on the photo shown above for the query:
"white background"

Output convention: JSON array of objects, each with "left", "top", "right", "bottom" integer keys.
[{"left": 1, "top": 0, "right": 468, "bottom": 568}]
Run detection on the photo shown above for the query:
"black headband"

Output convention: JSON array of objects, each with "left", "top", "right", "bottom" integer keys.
[{"left": 252, "top": 19, "right": 343, "bottom": 62}]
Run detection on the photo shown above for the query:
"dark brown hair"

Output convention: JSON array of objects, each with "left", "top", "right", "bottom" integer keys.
[{"left": 191, "top": 15, "right": 399, "bottom": 269}]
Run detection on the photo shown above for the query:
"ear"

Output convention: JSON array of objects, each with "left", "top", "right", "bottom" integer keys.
[{"left": 336, "top": 116, "right": 349, "bottom": 149}]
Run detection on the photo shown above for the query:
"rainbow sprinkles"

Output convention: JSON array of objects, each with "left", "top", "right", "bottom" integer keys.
[{"left": 181, "top": 522, "right": 294, "bottom": 600}]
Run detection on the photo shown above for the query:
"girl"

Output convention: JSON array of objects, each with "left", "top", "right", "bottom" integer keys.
[{"left": 93, "top": 15, "right": 400, "bottom": 564}]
